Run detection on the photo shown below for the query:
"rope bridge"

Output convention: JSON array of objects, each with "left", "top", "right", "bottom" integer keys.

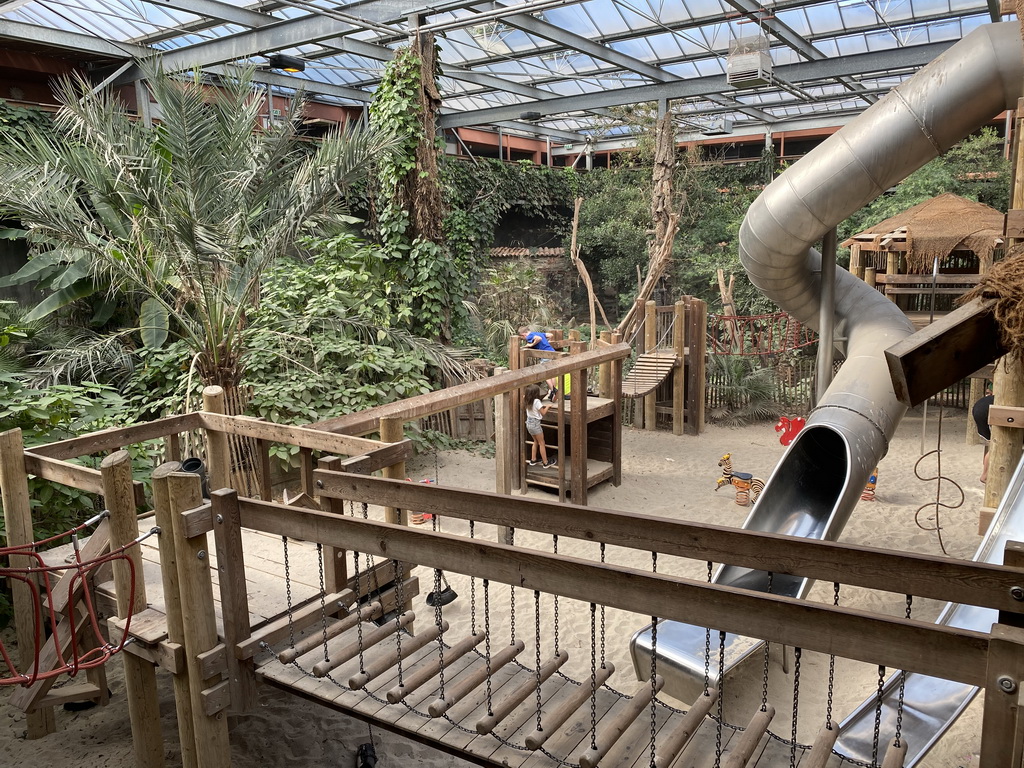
[
  {"left": 228, "top": 473, "right": 956, "bottom": 768},
  {"left": 621, "top": 352, "right": 678, "bottom": 400}
]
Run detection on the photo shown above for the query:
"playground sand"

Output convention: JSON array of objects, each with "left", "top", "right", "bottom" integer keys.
[{"left": 0, "top": 407, "right": 986, "bottom": 767}]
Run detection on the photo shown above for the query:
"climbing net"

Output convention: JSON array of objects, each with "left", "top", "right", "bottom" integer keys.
[{"left": 0, "top": 510, "right": 157, "bottom": 686}]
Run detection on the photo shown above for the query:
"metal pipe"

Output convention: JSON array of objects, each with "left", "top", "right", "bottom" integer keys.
[{"left": 815, "top": 226, "right": 837, "bottom": 405}]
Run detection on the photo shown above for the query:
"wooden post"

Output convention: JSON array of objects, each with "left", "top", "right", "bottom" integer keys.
[
  {"left": 598, "top": 330, "right": 612, "bottom": 398},
  {"left": 508, "top": 335, "right": 523, "bottom": 491},
  {"left": 850, "top": 243, "right": 864, "bottom": 280},
  {"left": 493, "top": 367, "right": 512, "bottom": 496},
  {"left": 570, "top": 340, "right": 587, "bottom": 505},
  {"left": 865, "top": 266, "right": 877, "bottom": 289},
  {"left": 685, "top": 297, "right": 707, "bottom": 435},
  {"left": 202, "top": 386, "right": 230, "bottom": 493},
  {"left": 211, "top": 488, "right": 258, "bottom": 711},
  {"left": 255, "top": 438, "right": 274, "bottom": 501},
  {"left": 985, "top": 361, "right": 1024, "bottom": 510},
  {"left": 316, "top": 455, "right": 349, "bottom": 595},
  {"left": 379, "top": 416, "right": 408, "bottom": 525},
  {"left": 152, "top": 462, "right": 198, "bottom": 768},
  {"left": 166, "top": 471, "right": 232, "bottom": 768},
  {"left": 981, "top": 623, "right": 1024, "bottom": 766},
  {"left": 635, "top": 298, "right": 648, "bottom": 429},
  {"left": 0, "top": 428, "right": 56, "bottom": 738},
  {"left": 166, "top": 432, "right": 182, "bottom": 462},
  {"left": 673, "top": 299, "right": 686, "bottom": 436},
  {"left": 644, "top": 300, "right": 658, "bottom": 430},
  {"left": 611, "top": 332, "right": 623, "bottom": 486},
  {"left": 101, "top": 450, "right": 164, "bottom": 768}
]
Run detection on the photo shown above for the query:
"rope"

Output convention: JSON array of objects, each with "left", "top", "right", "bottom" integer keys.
[{"left": 0, "top": 513, "right": 157, "bottom": 686}]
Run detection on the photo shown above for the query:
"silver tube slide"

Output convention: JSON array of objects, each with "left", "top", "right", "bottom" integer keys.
[{"left": 630, "top": 20, "right": 1024, "bottom": 713}]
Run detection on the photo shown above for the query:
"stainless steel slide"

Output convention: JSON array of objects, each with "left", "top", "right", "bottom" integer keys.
[
  {"left": 836, "top": 452, "right": 1024, "bottom": 765},
  {"left": 630, "top": 15, "right": 1024, "bottom": 727}
]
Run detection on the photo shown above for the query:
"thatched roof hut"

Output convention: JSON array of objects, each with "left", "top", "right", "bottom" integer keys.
[{"left": 842, "top": 192, "right": 1004, "bottom": 274}]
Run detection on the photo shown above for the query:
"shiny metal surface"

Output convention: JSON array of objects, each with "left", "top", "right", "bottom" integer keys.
[
  {"left": 836, "top": 454, "right": 1024, "bottom": 765},
  {"left": 630, "top": 20, "right": 1024, "bottom": 724}
]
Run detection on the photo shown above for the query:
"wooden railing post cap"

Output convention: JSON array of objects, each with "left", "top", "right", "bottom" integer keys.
[
  {"left": 202, "top": 385, "right": 224, "bottom": 398},
  {"left": 152, "top": 461, "right": 183, "bottom": 480},
  {"left": 100, "top": 449, "right": 131, "bottom": 468}
]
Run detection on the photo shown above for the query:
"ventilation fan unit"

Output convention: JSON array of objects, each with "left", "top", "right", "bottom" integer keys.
[
  {"left": 726, "top": 34, "right": 772, "bottom": 87},
  {"left": 701, "top": 119, "right": 733, "bottom": 136}
]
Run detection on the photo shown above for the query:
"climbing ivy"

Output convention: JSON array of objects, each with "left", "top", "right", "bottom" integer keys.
[{"left": 0, "top": 100, "right": 52, "bottom": 146}]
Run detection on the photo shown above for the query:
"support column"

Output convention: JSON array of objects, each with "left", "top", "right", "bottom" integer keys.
[
  {"left": 167, "top": 471, "right": 231, "bottom": 768},
  {"left": 644, "top": 300, "right": 657, "bottom": 430},
  {"left": 494, "top": 367, "right": 512, "bottom": 496},
  {"left": 202, "top": 386, "right": 230, "bottom": 494},
  {"left": 380, "top": 416, "right": 408, "bottom": 525},
  {"left": 102, "top": 450, "right": 164, "bottom": 768},
  {"left": 673, "top": 300, "right": 686, "bottom": 436},
  {"left": 152, "top": 462, "right": 198, "bottom": 768},
  {"left": 0, "top": 429, "right": 56, "bottom": 738}
]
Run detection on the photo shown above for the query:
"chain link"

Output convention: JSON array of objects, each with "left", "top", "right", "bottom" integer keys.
[
  {"left": 534, "top": 590, "right": 544, "bottom": 733},
  {"left": 509, "top": 528, "right": 516, "bottom": 645},
  {"left": 715, "top": 630, "right": 725, "bottom": 768},
  {"left": 762, "top": 572, "right": 773, "bottom": 712},
  {"left": 317, "top": 543, "right": 329, "bottom": 664},
  {"left": 553, "top": 535, "right": 560, "bottom": 655},
  {"left": 394, "top": 559, "right": 406, "bottom": 687},
  {"left": 894, "top": 594, "right": 912, "bottom": 747},
  {"left": 872, "top": 665, "right": 885, "bottom": 767},
  {"left": 590, "top": 601, "right": 598, "bottom": 751},
  {"left": 790, "top": 647, "right": 802, "bottom": 768},
  {"left": 704, "top": 561, "right": 712, "bottom": 697},
  {"left": 282, "top": 535, "right": 295, "bottom": 649},
  {"left": 484, "top": 578, "right": 493, "bottom": 716},
  {"left": 827, "top": 582, "right": 839, "bottom": 728},
  {"left": 435, "top": 568, "right": 446, "bottom": 701},
  {"left": 470, "top": 521, "right": 477, "bottom": 636},
  {"left": 599, "top": 543, "right": 606, "bottom": 669}
]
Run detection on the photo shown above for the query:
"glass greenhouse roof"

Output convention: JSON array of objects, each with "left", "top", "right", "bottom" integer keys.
[{"left": 0, "top": 0, "right": 1003, "bottom": 143}]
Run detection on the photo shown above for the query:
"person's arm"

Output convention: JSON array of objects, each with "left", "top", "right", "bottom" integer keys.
[{"left": 523, "top": 333, "right": 540, "bottom": 348}]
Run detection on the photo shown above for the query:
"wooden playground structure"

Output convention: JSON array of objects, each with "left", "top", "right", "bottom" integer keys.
[{"left": 3, "top": 382, "right": 1024, "bottom": 767}]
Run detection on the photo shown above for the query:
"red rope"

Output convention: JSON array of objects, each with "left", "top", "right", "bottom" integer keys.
[{"left": 0, "top": 535, "right": 140, "bottom": 686}]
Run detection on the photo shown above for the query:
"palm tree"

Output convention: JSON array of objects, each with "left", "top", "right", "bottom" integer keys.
[{"left": 0, "top": 63, "right": 399, "bottom": 400}]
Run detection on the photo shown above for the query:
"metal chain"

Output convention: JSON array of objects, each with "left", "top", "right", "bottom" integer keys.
[
  {"left": 317, "top": 543, "right": 329, "bottom": 664},
  {"left": 590, "top": 602, "right": 598, "bottom": 751},
  {"left": 470, "top": 521, "right": 477, "bottom": 636},
  {"left": 599, "top": 542, "right": 607, "bottom": 668},
  {"left": 484, "top": 579, "right": 493, "bottom": 716},
  {"left": 895, "top": 595, "right": 912, "bottom": 747},
  {"left": 872, "top": 665, "right": 885, "bottom": 767},
  {"left": 704, "top": 561, "right": 712, "bottom": 697},
  {"left": 354, "top": 548, "right": 366, "bottom": 673},
  {"left": 282, "top": 535, "right": 295, "bottom": 649},
  {"left": 715, "top": 630, "right": 726, "bottom": 768},
  {"left": 509, "top": 528, "right": 516, "bottom": 645},
  {"left": 790, "top": 647, "right": 802, "bottom": 768},
  {"left": 534, "top": 590, "right": 544, "bottom": 733},
  {"left": 394, "top": 559, "right": 406, "bottom": 687},
  {"left": 552, "top": 535, "right": 560, "bottom": 655},
  {"left": 762, "top": 572, "right": 773, "bottom": 712},
  {"left": 649, "top": 550, "right": 658, "bottom": 768},
  {"left": 434, "top": 568, "right": 446, "bottom": 701},
  {"left": 827, "top": 582, "right": 839, "bottom": 728}
]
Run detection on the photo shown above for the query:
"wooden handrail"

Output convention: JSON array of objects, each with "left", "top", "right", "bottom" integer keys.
[
  {"left": 311, "top": 471, "right": 1024, "bottom": 615},
  {"left": 185, "top": 497, "right": 991, "bottom": 686}
]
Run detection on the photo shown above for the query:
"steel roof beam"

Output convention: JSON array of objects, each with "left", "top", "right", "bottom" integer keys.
[{"left": 439, "top": 40, "right": 952, "bottom": 127}]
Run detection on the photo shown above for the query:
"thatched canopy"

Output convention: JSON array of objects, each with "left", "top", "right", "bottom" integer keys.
[{"left": 842, "top": 192, "right": 1003, "bottom": 273}]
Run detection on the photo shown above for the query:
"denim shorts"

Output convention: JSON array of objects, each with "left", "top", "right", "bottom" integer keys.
[{"left": 526, "top": 417, "right": 542, "bottom": 436}]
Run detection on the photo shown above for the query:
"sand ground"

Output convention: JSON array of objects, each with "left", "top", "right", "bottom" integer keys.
[{"left": 0, "top": 406, "right": 991, "bottom": 768}]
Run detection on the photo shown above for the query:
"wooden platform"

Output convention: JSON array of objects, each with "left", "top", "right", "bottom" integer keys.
[
  {"left": 256, "top": 619, "right": 808, "bottom": 768},
  {"left": 541, "top": 395, "right": 616, "bottom": 421},
  {"left": 525, "top": 458, "right": 614, "bottom": 492}
]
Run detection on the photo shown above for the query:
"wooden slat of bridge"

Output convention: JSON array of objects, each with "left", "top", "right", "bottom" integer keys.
[
  {"left": 622, "top": 352, "right": 678, "bottom": 399},
  {"left": 257, "top": 619, "right": 806, "bottom": 768}
]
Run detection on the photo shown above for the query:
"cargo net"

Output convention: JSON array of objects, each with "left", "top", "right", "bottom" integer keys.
[{"left": 0, "top": 510, "right": 158, "bottom": 686}]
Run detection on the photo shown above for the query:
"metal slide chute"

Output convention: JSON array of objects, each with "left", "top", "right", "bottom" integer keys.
[{"left": 631, "top": 20, "right": 1024, "bottom": 741}]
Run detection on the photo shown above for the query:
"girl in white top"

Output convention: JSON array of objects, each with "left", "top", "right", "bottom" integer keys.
[{"left": 524, "top": 383, "right": 556, "bottom": 468}]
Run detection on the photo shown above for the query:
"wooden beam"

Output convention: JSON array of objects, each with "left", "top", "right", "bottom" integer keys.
[
  {"left": 310, "top": 343, "right": 631, "bottom": 436},
  {"left": 231, "top": 497, "right": 990, "bottom": 685},
  {"left": 31, "top": 414, "right": 202, "bottom": 460},
  {"left": 885, "top": 297, "right": 1005, "bottom": 407},
  {"left": 24, "top": 451, "right": 146, "bottom": 506},
  {"left": 198, "top": 412, "right": 401, "bottom": 458},
  {"left": 310, "top": 472, "right": 1024, "bottom": 615},
  {"left": 989, "top": 405, "right": 1024, "bottom": 429}
]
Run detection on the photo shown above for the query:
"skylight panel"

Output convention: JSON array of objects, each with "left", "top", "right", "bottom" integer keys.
[
  {"left": 536, "top": 5, "right": 598, "bottom": 37},
  {"left": 839, "top": 2, "right": 882, "bottom": 26},
  {"left": 693, "top": 56, "right": 726, "bottom": 76},
  {"left": 835, "top": 33, "right": 870, "bottom": 54},
  {"left": 775, "top": 6, "right": 812, "bottom": 35},
  {"left": 578, "top": 0, "right": 631, "bottom": 36}
]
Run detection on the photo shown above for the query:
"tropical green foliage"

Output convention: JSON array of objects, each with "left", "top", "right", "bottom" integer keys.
[
  {"left": 705, "top": 354, "right": 783, "bottom": 425},
  {"left": 0, "top": 64, "right": 397, "bottom": 392},
  {"left": 465, "top": 259, "right": 557, "bottom": 362},
  {"left": 0, "top": 99, "right": 51, "bottom": 146}
]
